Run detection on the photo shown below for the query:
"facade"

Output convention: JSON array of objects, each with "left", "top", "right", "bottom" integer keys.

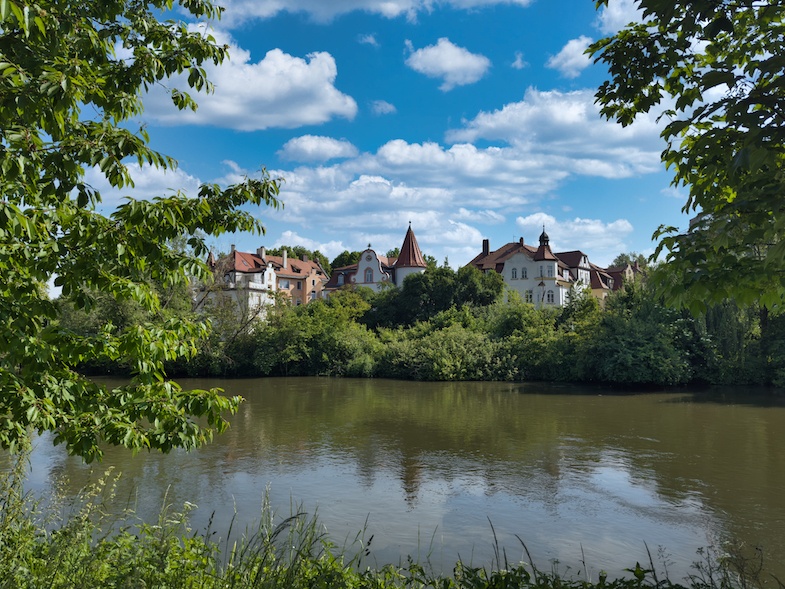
[
  {"left": 467, "top": 229, "right": 616, "bottom": 307},
  {"left": 199, "top": 246, "right": 329, "bottom": 319},
  {"left": 324, "top": 225, "right": 427, "bottom": 293}
]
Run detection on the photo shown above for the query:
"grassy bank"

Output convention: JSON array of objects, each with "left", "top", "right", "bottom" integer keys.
[{"left": 0, "top": 455, "right": 778, "bottom": 589}]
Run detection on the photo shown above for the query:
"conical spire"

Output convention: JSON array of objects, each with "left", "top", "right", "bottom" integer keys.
[{"left": 394, "top": 223, "right": 427, "bottom": 268}]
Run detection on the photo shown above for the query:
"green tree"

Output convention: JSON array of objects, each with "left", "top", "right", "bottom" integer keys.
[
  {"left": 610, "top": 252, "right": 648, "bottom": 269},
  {"left": 330, "top": 250, "right": 361, "bottom": 269},
  {"left": 591, "top": 0, "right": 785, "bottom": 311},
  {"left": 267, "top": 245, "right": 330, "bottom": 274},
  {"left": 0, "top": 0, "right": 280, "bottom": 461}
]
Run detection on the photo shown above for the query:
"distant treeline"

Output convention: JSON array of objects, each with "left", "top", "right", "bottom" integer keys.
[{"left": 58, "top": 265, "right": 785, "bottom": 388}]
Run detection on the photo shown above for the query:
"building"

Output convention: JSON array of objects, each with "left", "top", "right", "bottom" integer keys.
[
  {"left": 467, "top": 229, "right": 616, "bottom": 307},
  {"left": 324, "top": 225, "right": 427, "bottom": 293},
  {"left": 198, "top": 245, "right": 329, "bottom": 319}
]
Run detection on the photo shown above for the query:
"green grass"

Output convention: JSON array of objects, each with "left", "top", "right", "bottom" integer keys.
[{"left": 0, "top": 453, "right": 779, "bottom": 589}]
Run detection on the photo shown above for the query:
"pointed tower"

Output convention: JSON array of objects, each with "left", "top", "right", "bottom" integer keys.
[
  {"left": 393, "top": 224, "right": 427, "bottom": 285},
  {"left": 534, "top": 225, "right": 557, "bottom": 261}
]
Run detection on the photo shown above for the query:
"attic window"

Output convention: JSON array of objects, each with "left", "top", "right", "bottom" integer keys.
[{"left": 242, "top": 260, "right": 249, "bottom": 267}]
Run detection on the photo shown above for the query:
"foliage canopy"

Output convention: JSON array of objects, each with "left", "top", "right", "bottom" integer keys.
[
  {"left": 591, "top": 0, "right": 785, "bottom": 312},
  {"left": 0, "top": 0, "right": 280, "bottom": 461}
]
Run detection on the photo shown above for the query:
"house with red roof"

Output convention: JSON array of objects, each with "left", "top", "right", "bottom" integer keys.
[
  {"left": 199, "top": 245, "right": 329, "bottom": 319},
  {"left": 324, "top": 224, "right": 428, "bottom": 293},
  {"left": 467, "top": 229, "right": 615, "bottom": 307}
]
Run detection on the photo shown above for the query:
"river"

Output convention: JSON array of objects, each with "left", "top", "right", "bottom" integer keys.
[{"left": 20, "top": 378, "right": 785, "bottom": 582}]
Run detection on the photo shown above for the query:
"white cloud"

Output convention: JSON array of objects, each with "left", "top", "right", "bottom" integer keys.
[
  {"left": 358, "top": 33, "right": 379, "bottom": 46},
  {"left": 218, "top": 0, "right": 533, "bottom": 25},
  {"left": 274, "top": 230, "right": 347, "bottom": 261},
  {"left": 595, "top": 0, "right": 643, "bottom": 34},
  {"left": 278, "top": 135, "right": 359, "bottom": 162},
  {"left": 85, "top": 163, "right": 202, "bottom": 207},
  {"left": 515, "top": 213, "right": 634, "bottom": 266},
  {"left": 144, "top": 29, "right": 357, "bottom": 131},
  {"left": 405, "top": 38, "right": 491, "bottom": 91},
  {"left": 511, "top": 51, "right": 528, "bottom": 70},
  {"left": 546, "top": 36, "right": 593, "bottom": 79},
  {"left": 371, "top": 100, "right": 397, "bottom": 115},
  {"left": 446, "top": 87, "right": 664, "bottom": 178},
  {"left": 453, "top": 208, "right": 506, "bottom": 224}
]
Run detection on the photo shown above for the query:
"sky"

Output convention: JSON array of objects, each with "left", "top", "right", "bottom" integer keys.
[{"left": 91, "top": 0, "right": 693, "bottom": 269}]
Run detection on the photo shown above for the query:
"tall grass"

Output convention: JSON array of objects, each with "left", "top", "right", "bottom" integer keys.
[{"left": 0, "top": 453, "right": 780, "bottom": 589}]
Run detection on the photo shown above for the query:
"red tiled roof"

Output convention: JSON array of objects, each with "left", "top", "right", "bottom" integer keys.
[
  {"left": 223, "top": 250, "right": 326, "bottom": 281},
  {"left": 394, "top": 225, "right": 427, "bottom": 268},
  {"left": 468, "top": 240, "right": 536, "bottom": 271},
  {"left": 555, "top": 250, "right": 589, "bottom": 268}
]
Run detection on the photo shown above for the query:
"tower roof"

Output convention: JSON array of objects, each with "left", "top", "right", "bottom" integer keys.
[
  {"left": 534, "top": 225, "right": 557, "bottom": 261},
  {"left": 394, "top": 225, "right": 427, "bottom": 268}
]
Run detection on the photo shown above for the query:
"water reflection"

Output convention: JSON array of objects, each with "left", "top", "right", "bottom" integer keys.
[{"left": 16, "top": 378, "right": 785, "bottom": 581}]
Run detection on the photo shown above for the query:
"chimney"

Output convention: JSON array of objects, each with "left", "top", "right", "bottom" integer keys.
[
  {"left": 482, "top": 238, "right": 490, "bottom": 256},
  {"left": 519, "top": 237, "right": 524, "bottom": 245},
  {"left": 302, "top": 254, "right": 309, "bottom": 262},
  {"left": 257, "top": 246, "right": 266, "bottom": 260},
  {"left": 230, "top": 244, "right": 235, "bottom": 253},
  {"left": 283, "top": 249, "right": 288, "bottom": 269}
]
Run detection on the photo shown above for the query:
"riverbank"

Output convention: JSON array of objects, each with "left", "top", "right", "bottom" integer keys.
[{"left": 0, "top": 454, "right": 774, "bottom": 589}]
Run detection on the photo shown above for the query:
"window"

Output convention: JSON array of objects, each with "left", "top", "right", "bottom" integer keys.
[
  {"left": 547, "top": 265, "right": 553, "bottom": 277},
  {"left": 364, "top": 268, "right": 373, "bottom": 282},
  {"left": 337, "top": 274, "right": 344, "bottom": 286},
  {"left": 522, "top": 268, "right": 527, "bottom": 279},
  {"left": 525, "top": 290, "right": 533, "bottom": 303},
  {"left": 539, "top": 265, "right": 544, "bottom": 277},
  {"left": 297, "top": 281, "right": 302, "bottom": 290},
  {"left": 546, "top": 290, "right": 554, "bottom": 304},
  {"left": 511, "top": 268, "right": 518, "bottom": 279},
  {"left": 279, "top": 279, "right": 290, "bottom": 289},
  {"left": 312, "top": 279, "right": 315, "bottom": 286}
]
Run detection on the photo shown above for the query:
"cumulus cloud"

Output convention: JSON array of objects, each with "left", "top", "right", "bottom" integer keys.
[
  {"left": 516, "top": 212, "right": 634, "bottom": 266},
  {"left": 85, "top": 163, "right": 202, "bottom": 208},
  {"left": 446, "top": 87, "right": 664, "bottom": 177},
  {"left": 358, "top": 33, "right": 379, "bottom": 46},
  {"left": 218, "top": 0, "right": 533, "bottom": 25},
  {"left": 405, "top": 38, "right": 491, "bottom": 91},
  {"left": 274, "top": 230, "right": 347, "bottom": 261},
  {"left": 278, "top": 135, "right": 359, "bottom": 162},
  {"left": 546, "top": 36, "right": 593, "bottom": 78},
  {"left": 595, "top": 0, "right": 643, "bottom": 34},
  {"left": 511, "top": 51, "right": 528, "bottom": 70},
  {"left": 453, "top": 208, "right": 506, "bottom": 224},
  {"left": 143, "top": 29, "right": 357, "bottom": 131},
  {"left": 371, "top": 100, "right": 397, "bottom": 115}
]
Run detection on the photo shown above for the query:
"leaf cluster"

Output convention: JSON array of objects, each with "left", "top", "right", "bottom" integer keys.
[
  {"left": 591, "top": 0, "right": 785, "bottom": 312},
  {"left": 1, "top": 0, "right": 281, "bottom": 460}
]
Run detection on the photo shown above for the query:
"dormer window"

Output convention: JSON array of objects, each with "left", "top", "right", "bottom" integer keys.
[{"left": 337, "top": 274, "right": 344, "bottom": 286}]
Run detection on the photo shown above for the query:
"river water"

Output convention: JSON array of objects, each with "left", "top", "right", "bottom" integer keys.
[{"left": 21, "top": 378, "right": 785, "bottom": 582}]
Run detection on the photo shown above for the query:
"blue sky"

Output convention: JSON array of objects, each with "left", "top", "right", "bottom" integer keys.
[{"left": 92, "top": 0, "right": 691, "bottom": 268}]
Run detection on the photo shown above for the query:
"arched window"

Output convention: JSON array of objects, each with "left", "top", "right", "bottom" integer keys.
[
  {"left": 546, "top": 290, "right": 554, "bottom": 304},
  {"left": 337, "top": 274, "right": 344, "bottom": 286},
  {"left": 511, "top": 268, "right": 518, "bottom": 279},
  {"left": 364, "top": 268, "right": 373, "bottom": 283},
  {"left": 522, "top": 267, "right": 527, "bottom": 279}
]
